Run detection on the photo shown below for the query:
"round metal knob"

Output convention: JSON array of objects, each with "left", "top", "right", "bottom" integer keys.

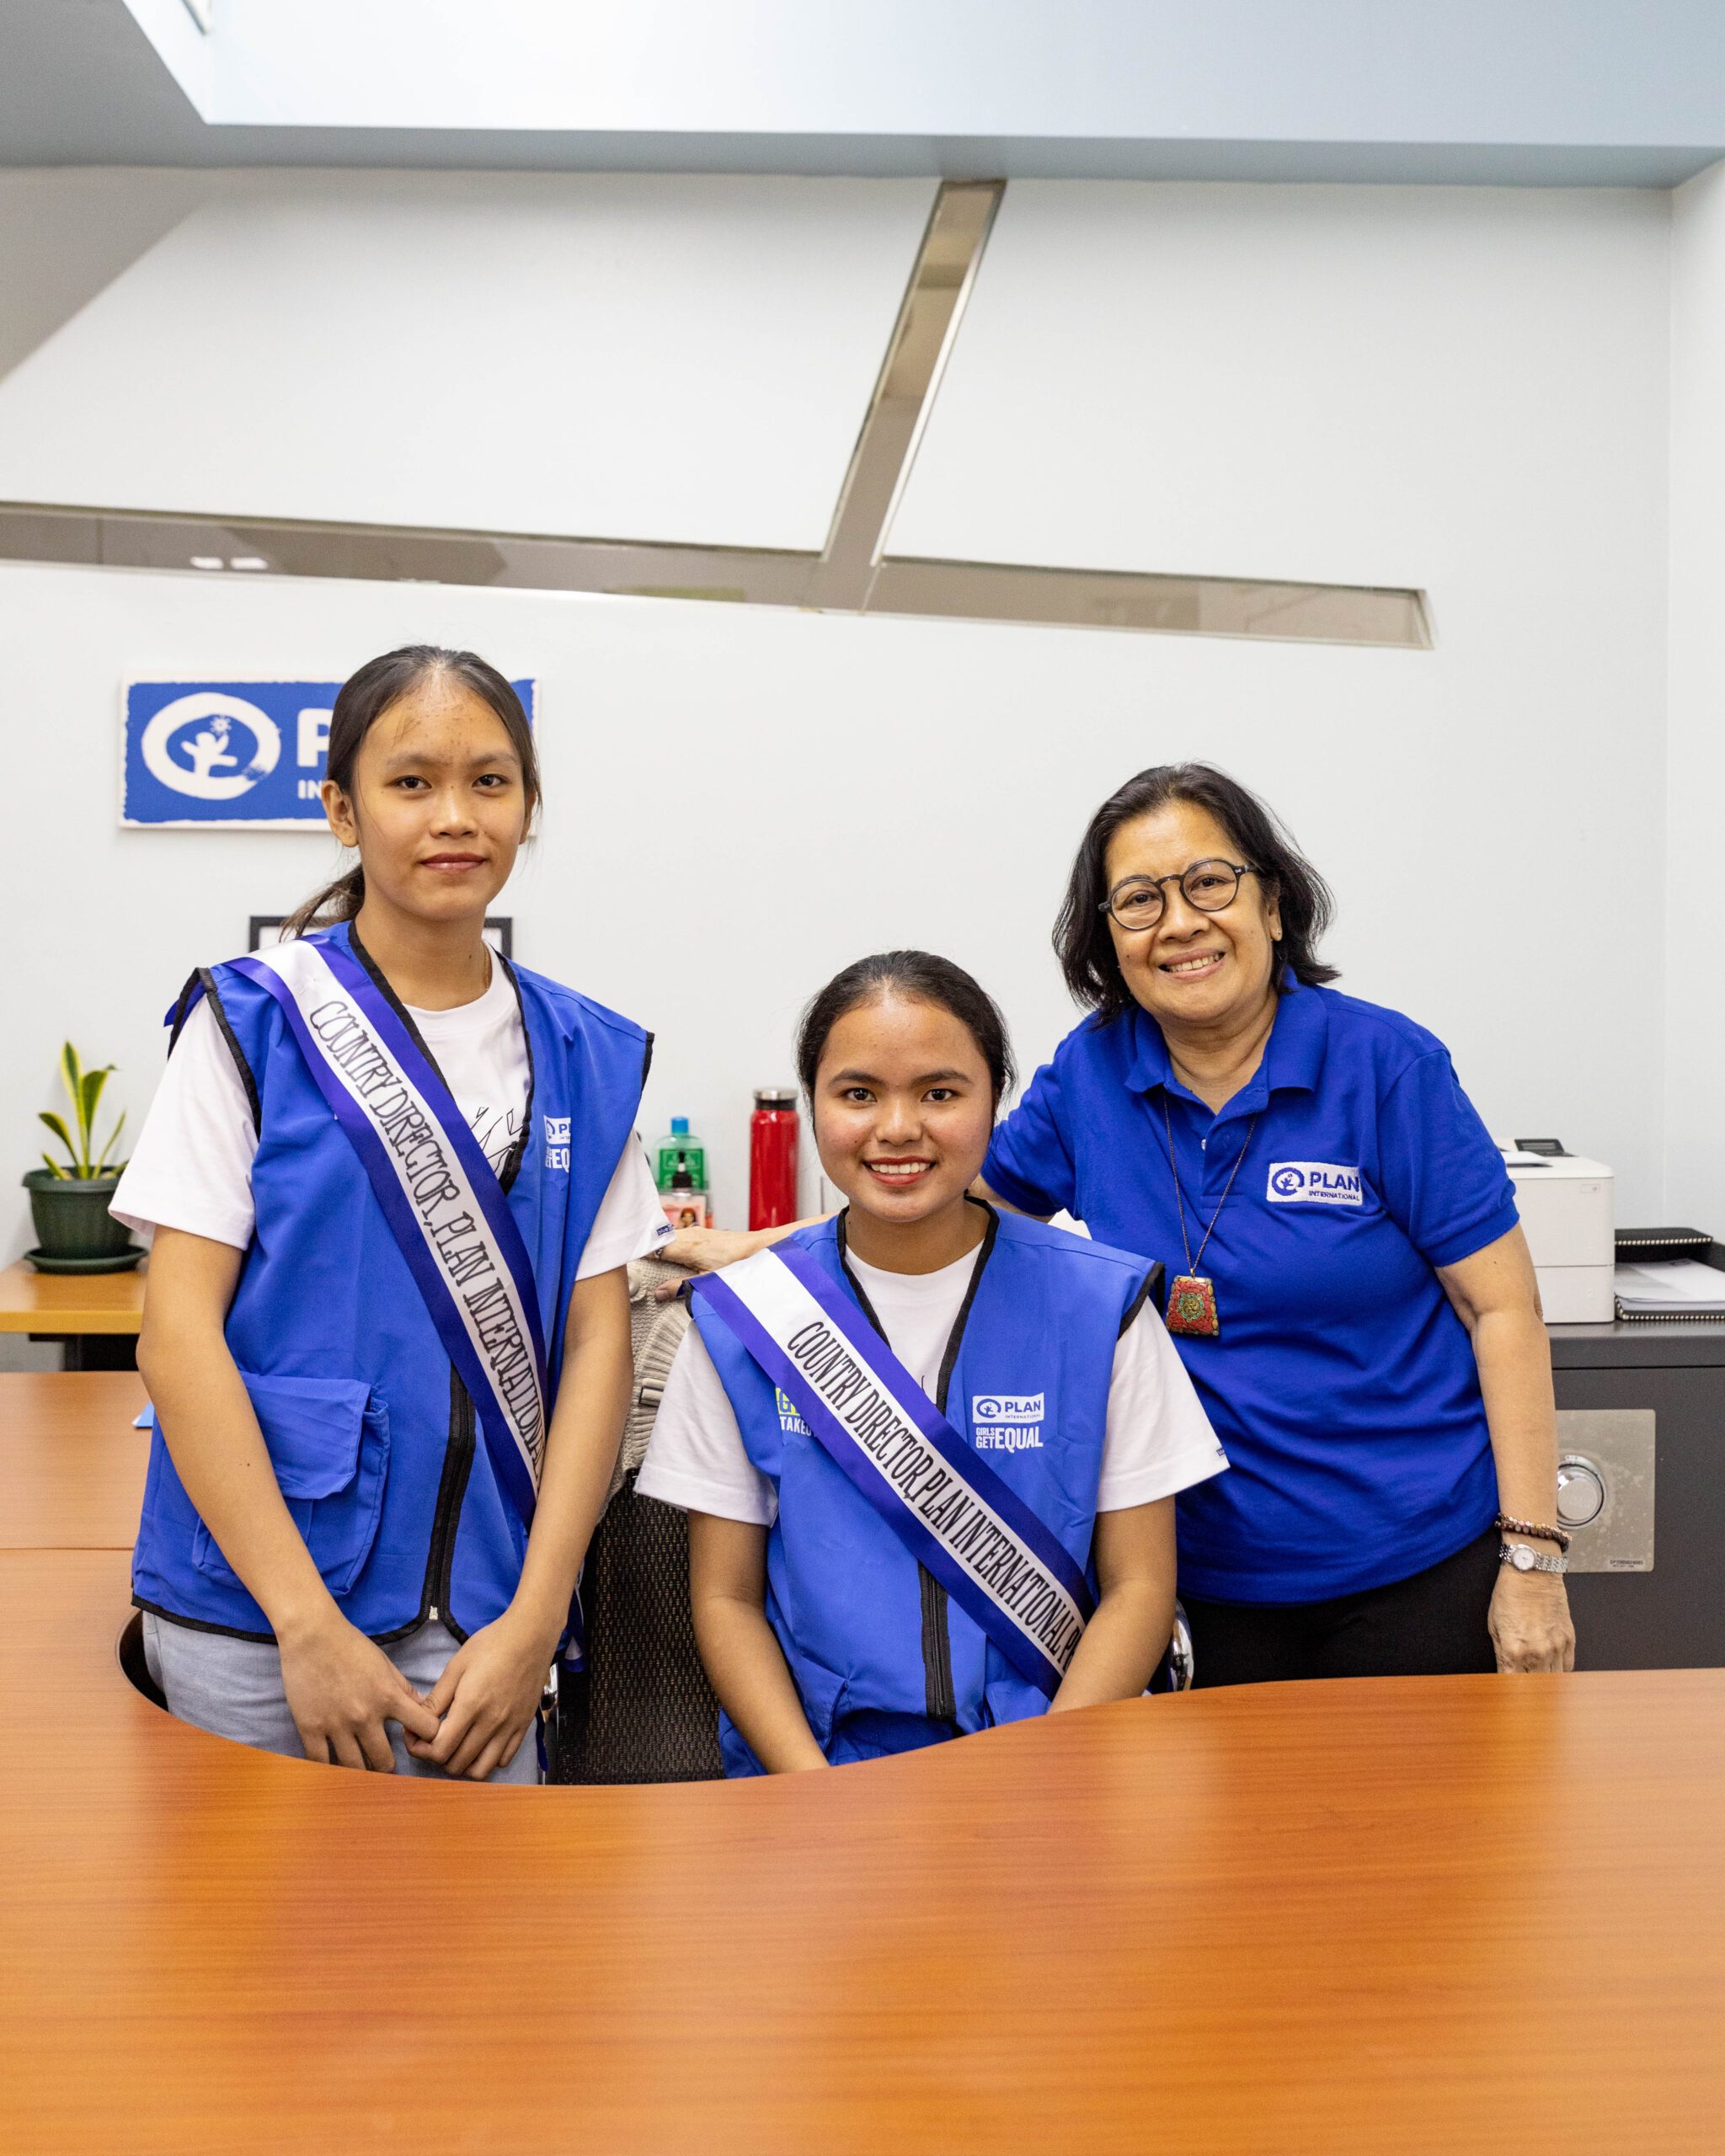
[{"left": 1557, "top": 1458, "right": 1605, "bottom": 1529}]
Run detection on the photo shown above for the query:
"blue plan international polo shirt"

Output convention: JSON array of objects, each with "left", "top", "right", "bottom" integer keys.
[{"left": 983, "top": 979, "right": 1519, "bottom": 1604}]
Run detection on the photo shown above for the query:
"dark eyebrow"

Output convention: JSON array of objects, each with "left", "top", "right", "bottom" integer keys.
[
  {"left": 826, "top": 1067, "right": 974, "bottom": 1087},
  {"left": 377, "top": 747, "right": 521, "bottom": 774}
]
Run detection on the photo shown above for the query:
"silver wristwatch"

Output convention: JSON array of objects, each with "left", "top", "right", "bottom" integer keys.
[{"left": 1499, "top": 1540, "right": 1567, "bottom": 1577}]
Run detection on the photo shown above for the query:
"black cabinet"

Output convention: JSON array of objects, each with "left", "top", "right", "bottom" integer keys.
[{"left": 1551, "top": 1321, "right": 1725, "bottom": 1669}]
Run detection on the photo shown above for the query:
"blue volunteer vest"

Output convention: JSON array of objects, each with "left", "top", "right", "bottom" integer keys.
[
  {"left": 692, "top": 1205, "right": 1155, "bottom": 1774},
  {"left": 131, "top": 921, "right": 650, "bottom": 1642}
]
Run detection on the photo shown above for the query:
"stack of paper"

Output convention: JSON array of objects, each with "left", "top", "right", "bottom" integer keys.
[{"left": 1613, "top": 1259, "right": 1725, "bottom": 1316}]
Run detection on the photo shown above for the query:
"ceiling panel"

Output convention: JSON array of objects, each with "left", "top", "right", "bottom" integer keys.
[
  {"left": 889, "top": 179, "right": 1669, "bottom": 592},
  {"left": 0, "top": 172, "right": 934, "bottom": 552}
]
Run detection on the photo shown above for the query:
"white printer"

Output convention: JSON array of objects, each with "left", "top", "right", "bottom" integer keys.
[{"left": 1497, "top": 1141, "right": 1615, "bottom": 1323}]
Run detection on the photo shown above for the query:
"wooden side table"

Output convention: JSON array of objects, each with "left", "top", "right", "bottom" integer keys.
[{"left": 0, "top": 1257, "right": 145, "bottom": 1370}]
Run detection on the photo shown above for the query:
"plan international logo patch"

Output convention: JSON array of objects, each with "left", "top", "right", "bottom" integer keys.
[
  {"left": 972, "top": 1391, "right": 1045, "bottom": 1452},
  {"left": 542, "top": 1117, "right": 570, "bottom": 1171},
  {"left": 1267, "top": 1161, "right": 1364, "bottom": 1207},
  {"left": 776, "top": 1386, "right": 811, "bottom": 1437}
]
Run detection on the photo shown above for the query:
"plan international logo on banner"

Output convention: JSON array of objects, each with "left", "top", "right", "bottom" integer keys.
[{"left": 120, "top": 679, "right": 537, "bottom": 828}]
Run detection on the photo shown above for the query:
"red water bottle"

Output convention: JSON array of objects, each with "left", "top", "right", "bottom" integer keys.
[{"left": 749, "top": 1088, "right": 800, "bottom": 1231}]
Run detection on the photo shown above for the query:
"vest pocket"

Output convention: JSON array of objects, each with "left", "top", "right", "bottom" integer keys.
[
  {"left": 192, "top": 1372, "right": 391, "bottom": 1600},
  {"left": 786, "top": 1650, "right": 847, "bottom": 1751}
]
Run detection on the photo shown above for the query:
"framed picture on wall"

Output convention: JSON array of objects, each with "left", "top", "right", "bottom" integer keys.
[{"left": 248, "top": 915, "right": 514, "bottom": 958}]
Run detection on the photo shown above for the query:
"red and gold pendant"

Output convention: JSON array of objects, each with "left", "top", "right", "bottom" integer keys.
[{"left": 1166, "top": 1273, "right": 1220, "bottom": 1338}]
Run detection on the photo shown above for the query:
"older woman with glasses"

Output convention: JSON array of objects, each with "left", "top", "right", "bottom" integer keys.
[{"left": 978, "top": 763, "right": 1574, "bottom": 1686}]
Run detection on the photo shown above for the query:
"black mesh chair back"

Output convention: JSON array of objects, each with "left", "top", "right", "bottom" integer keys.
[
  {"left": 554, "top": 1260, "right": 724, "bottom": 1783},
  {"left": 555, "top": 1471, "right": 724, "bottom": 1783}
]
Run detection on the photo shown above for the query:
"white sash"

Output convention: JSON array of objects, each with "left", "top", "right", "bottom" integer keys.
[{"left": 229, "top": 936, "right": 548, "bottom": 1523}]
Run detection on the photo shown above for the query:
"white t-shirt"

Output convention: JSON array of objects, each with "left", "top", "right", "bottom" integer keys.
[
  {"left": 112, "top": 957, "right": 669, "bottom": 1278},
  {"left": 636, "top": 1243, "right": 1229, "bottom": 1527}
]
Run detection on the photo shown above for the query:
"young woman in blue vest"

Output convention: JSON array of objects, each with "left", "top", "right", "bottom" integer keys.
[
  {"left": 977, "top": 764, "right": 1575, "bottom": 1685},
  {"left": 635, "top": 952, "right": 1226, "bottom": 1773},
  {"left": 114, "top": 646, "right": 665, "bottom": 1779}
]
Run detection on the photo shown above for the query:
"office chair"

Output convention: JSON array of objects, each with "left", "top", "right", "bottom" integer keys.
[
  {"left": 1152, "top": 1603, "right": 1196, "bottom": 1693},
  {"left": 117, "top": 1609, "right": 168, "bottom": 1709},
  {"left": 554, "top": 1261, "right": 724, "bottom": 1783}
]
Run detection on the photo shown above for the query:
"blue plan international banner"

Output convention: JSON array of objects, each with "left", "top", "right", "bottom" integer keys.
[{"left": 120, "top": 679, "right": 537, "bottom": 828}]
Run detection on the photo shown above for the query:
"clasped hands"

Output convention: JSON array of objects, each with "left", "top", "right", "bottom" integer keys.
[{"left": 279, "top": 1603, "right": 555, "bottom": 1779}]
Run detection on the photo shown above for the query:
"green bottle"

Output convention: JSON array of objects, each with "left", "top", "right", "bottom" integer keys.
[{"left": 655, "top": 1116, "right": 706, "bottom": 1194}]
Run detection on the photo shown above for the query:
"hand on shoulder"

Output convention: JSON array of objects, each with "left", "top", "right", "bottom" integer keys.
[{"left": 653, "top": 1219, "right": 827, "bottom": 1300}]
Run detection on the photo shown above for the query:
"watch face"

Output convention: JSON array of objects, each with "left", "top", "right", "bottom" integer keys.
[{"left": 1511, "top": 1545, "right": 1535, "bottom": 1572}]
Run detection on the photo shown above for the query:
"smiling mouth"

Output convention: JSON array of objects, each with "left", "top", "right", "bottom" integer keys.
[
  {"left": 865, "top": 1160, "right": 935, "bottom": 1185},
  {"left": 1161, "top": 950, "right": 1225, "bottom": 977},
  {"left": 421, "top": 855, "right": 485, "bottom": 870}
]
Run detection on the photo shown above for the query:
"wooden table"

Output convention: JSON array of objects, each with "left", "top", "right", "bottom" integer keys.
[
  {"left": 0, "top": 1257, "right": 144, "bottom": 1370},
  {"left": 3, "top": 1372, "right": 1723, "bottom": 2154}
]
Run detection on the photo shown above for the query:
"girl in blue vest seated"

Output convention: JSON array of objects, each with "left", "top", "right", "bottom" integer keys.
[
  {"left": 114, "top": 646, "right": 666, "bottom": 1780},
  {"left": 635, "top": 952, "right": 1228, "bottom": 1773}
]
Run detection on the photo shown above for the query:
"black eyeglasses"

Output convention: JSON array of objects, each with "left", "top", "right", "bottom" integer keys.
[{"left": 1100, "top": 860, "right": 1257, "bottom": 931}]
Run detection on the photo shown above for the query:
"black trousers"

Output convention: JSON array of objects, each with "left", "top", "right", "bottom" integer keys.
[{"left": 1182, "top": 1525, "right": 1500, "bottom": 1688}]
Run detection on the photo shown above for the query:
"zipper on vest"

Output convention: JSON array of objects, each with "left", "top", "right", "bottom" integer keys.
[
  {"left": 917, "top": 1207, "right": 994, "bottom": 1733},
  {"left": 421, "top": 1367, "right": 476, "bottom": 1634},
  {"left": 919, "top": 1566, "right": 955, "bottom": 1723}
]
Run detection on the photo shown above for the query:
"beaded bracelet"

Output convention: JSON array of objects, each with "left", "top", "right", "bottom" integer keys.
[{"left": 1495, "top": 1511, "right": 1572, "bottom": 1554}]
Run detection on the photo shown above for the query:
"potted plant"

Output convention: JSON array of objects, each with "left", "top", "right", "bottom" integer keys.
[{"left": 23, "top": 1043, "right": 140, "bottom": 1272}]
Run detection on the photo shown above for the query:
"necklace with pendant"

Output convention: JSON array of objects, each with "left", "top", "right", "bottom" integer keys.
[{"left": 1161, "top": 1097, "right": 1257, "bottom": 1338}]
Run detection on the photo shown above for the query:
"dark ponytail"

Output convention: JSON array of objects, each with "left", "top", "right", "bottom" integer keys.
[
  {"left": 288, "top": 860, "right": 367, "bottom": 934},
  {"left": 283, "top": 645, "right": 541, "bottom": 937},
  {"left": 796, "top": 951, "right": 1017, "bottom": 1107}
]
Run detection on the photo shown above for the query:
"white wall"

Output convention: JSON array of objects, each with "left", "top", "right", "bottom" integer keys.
[
  {"left": 1667, "top": 161, "right": 1725, "bottom": 1233},
  {"left": 0, "top": 170, "right": 1681, "bottom": 1295}
]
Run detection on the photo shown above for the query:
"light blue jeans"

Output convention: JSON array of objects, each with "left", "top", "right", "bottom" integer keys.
[{"left": 142, "top": 1612, "right": 542, "bottom": 1783}]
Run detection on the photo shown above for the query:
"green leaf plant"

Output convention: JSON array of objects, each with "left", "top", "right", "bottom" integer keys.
[{"left": 37, "top": 1043, "right": 127, "bottom": 1181}]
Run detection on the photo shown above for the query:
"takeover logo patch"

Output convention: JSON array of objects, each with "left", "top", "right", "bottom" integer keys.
[{"left": 1267, "top": 1161, "right": 1364, "bottom": 1207}]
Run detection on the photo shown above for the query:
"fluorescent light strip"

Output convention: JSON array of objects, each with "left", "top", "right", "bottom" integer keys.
[
  {"left": 0, "top": 184, "right": 1431, "bottom": 650},
  {"left": 0, "top": 499, "right": 1427, "bottom": 646},
  {"left": 871, "top": 555, "right": 1431, "bottom": 646}
]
